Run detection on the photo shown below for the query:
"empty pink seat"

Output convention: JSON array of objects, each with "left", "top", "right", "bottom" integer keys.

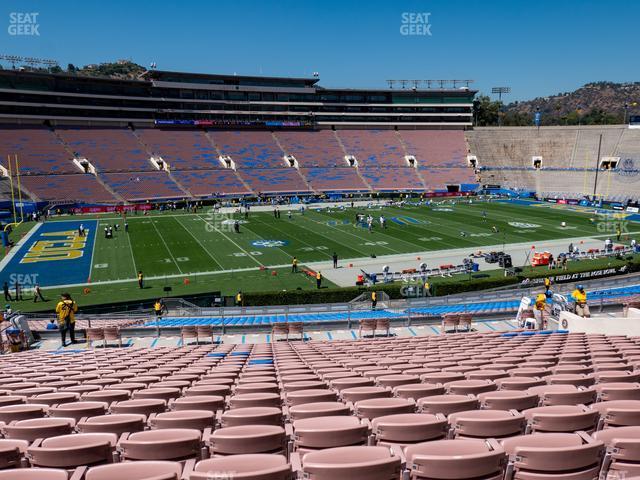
[
  {"left": 208, "top": 425, "right": 286, "bottom": 455},
  {"left": 591, "top": 400, "right": 640, "bottom": 428},
  {"left": 170, "top": 395, "right": 225, "bottom": 413},
  {"left": 286, "top": 389, "right": 337, "bottom": 406},
  {"left": 0, "top": 438, "right": 29, "bottom": 469},
  {"left": 188, "top": 454, "right": 290, "bottom": 480},
  {"left": 478, "top": 390, "right": 540, "bottom": 411},
  {"left": 221, "top": 407, "right": 283, "bottom": 427},
  {"left": 77, "top": 413, "right": 147, "bottom": 435},
  {"left": 371, "top": 413, "right": 448, "bottom": 445},
  {"left": 544, "top": 374, "right": 595, "bottom": 388},
  {"left": 293, "top": 416, "right": 368, "bottom": 451},
  {"left": 393, "top": 383, "right": 445, "bottom": 400},
  {"left": 0, "top": 468, "right": 69, "bottom": 480},
  {"left": 288, "top": 402, "right": 351, "bottom": 421},
  {"left": 111, "top": 399, "right": 166, "bottom": 416},
  {"left": 404, "top": 439, "right": 506, "bottom": 480},
  {"left": 49, "top": 401, "right": 108, "bottom": 421},
  {"left": 330, "top": 377, "right": 375, "bottom": 391},
  {"left": 593, "top": 426, "right": 640, "bottom": 479},
  {"left": 595, "top": 371, "right": 640, "bottom": 384},
  {"left": 417, "top": 395, "right": 479, "bottom": 415},
  {"left": 496, "top": 377, "right": 546, "bottom": 391},
  {"left": 133, "top": 387, "right": 182, "bottom": 402},
  {"left": 341, "top": 387, "right": 391, "bottom": 403},
  {"left": 523, "top": 405, "right": 599, "bottom": 433},
  {"left": 298, "top": 445, "right": 401, "bottom": 480},
  {"left": 26, "top": 392, "right": 80, "bottom": 406},
  {"left": 501, "top": 432, "right": 604, "bottom": 480},
  {"left": 354, "top": 398, "right": 415, "bottom": 419},
  {"left": 1, "top": 417, "right": 75, "bottom": 442},
  {"left": 0, "top": 404, "right": 47, "bottom": 423},
  {"left": 234, "top": 382, "right": 280, "bottom": 395},
  {"left": 527, "top": 384, "right": 596, "bottom": 406},
  {"left": 229, "top": 393, "right": 281, "bottom": 409},
  {"left": 446, "top": 379, "right": 498, "bottom": 395},
  {"left": 377, "top": 375, "right": 420, "bottom": 388},
  {"left": 150, "top": 410, "right": 215, "bottom": 431},
  {"left": 27, "top": 432, "right": 117, "bottom": 468},
  {"left": 120, "top": 428, "right": 204, "bottom": 461},
  {"left": 449, "top": 409, "right": 526, "bottom": 439},
  {"left": 82, "top": 389, "right": 130, "bottom": 404},
  {"left": 85, "top": 460, "right": 182, "bottom": 480},
  {"left": 596, "top": 382, "right": 640, "bottom": 401}
]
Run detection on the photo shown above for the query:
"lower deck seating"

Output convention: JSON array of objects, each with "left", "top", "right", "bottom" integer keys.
[
  {"left": 171, "top": 170, "right": 250, "bottom": 197},
  {"left": 20, "top": 174, "right": 117, "bottom": 203},
  {"left": 300, "top": 167, "right": 368, "bottom": 191},
  {"left": 101, "top": 172, "right": 185, "bottom": 201},
  {"left": 237, "top": 168, "right": 310, "bottom": 194},
  {"left": 361, "top": 167, "right": 425, "bottom": 190},
  {"left": 0, "top": 331, "right": 639, "bottom": 479}
]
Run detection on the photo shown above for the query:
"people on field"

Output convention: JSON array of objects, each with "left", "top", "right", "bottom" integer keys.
[
  {"left": 235, "top": 291, "right": 243, "bottom": 307},
  {"left": 3, "top": 281, "right": 11, "bottom": 302},
  {"left": 56, "top": 293, "right": 77, "bottom": 347},
  {"left": 571, "top": 284, "right": 590, "bottom": 318},
  {"left": 371, "top": 290, "right": 377, "bottom": 310},
  {"left": 137, "top": 271, "right": 144, "bottom": 289},
  {"left": 332, "top": 252, "right": 338, "bottom": 269},
  {"left": 33, "top": 284, "right": 46, "bottom": 303},
  {"left": 544, "top": 277, "right": 551, "bottom": 294},
  {"left": 316, "top": 271, "right": 322, "bottom": 289},
  {"left": 291, "top": 257, "right": 298, "bottom": 273}
]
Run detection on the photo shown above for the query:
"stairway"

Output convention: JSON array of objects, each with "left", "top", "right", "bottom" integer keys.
[
  {"left": 203, "top": 131, "right": 254, "bottom": 195},
  {"left": 271, "top": 132, "right": 315, "bottom": 194},
  {"left": 333, "top": 131, "right": 373, "bottom": 191},
  {"left": 395, "top": 130, "right": 428, "bottom": 190}
]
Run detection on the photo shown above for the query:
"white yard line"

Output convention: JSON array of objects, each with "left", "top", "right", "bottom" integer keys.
[
  {"left": 195, "top": 214, "right": 264, "bottom": 267},
  {"left": 150, "top": 219, "right": 183, "bottom": 274},
  {"left": 174, "top": 217, "right": 224, "bottom": 270}
]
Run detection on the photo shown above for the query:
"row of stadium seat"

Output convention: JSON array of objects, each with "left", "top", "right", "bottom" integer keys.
[{"left": 1, "top": 331, "right": 640, "bottom": 479}]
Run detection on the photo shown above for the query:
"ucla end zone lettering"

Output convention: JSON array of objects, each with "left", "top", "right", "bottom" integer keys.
[{"left": 1, "top": 220, "right": 97, "bottom": 287}]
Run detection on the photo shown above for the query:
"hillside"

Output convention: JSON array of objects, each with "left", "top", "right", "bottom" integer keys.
[{"left": 500, "top": 82, "right": 640, "bottom": 126}]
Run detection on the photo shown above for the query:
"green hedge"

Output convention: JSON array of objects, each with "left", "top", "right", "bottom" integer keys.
[{"left": 241, "top": 255, "right": 640, "bottom": 306}]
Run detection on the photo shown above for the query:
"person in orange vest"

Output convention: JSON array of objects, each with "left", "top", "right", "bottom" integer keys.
[
  {"left": 371, "top": 290, "right": 377, "bottom": 310},
  {"left": 316, "top": 271, "right": 322, "bottom": 289}
]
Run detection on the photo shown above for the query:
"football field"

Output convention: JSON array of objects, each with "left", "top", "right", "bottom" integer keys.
[
  {"left": 60, "top": 199, "right": 640, "bottom": 284},
  {"left": 3, "top": 198, "right": 640, "bottom": 312}
]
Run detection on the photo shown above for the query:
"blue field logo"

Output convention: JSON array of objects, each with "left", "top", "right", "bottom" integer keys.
[
  {"left": 1, "top": 220, "right": 97, "bottom": 287},
  {"left": 391, "top": 216, "right": 426, "bottom": 226},
  {"left": 251, "top": 240, "right": 289, "bottom": 248}
]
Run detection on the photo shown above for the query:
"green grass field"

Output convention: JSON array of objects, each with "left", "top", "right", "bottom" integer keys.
[
  {"left": 7, "top": 199, "right": 639, "bottom": 312},
  {"left": 86, "top": 200, "right": 633, "bottom": 281}
]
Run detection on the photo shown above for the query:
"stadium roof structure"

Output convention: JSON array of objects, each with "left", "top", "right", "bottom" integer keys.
[{"left": 140, "top": 69, "right": 320, "bottom": 88}]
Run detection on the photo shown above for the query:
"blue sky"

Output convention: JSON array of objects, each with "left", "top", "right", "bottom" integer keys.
[{"left": 3, "top": 0, "right": 639, "bottom": 101}]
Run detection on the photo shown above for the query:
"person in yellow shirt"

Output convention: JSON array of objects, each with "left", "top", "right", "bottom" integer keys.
[
  {"left": 571, "top": 285, "right": 590, "bottom": 318},
  {"left": 137, "top": 271, "right": 144, "bottom": 289},
  {"left": 371, "top": 291, "right": 377, "bottom": 310},
  {"left": 291, "top": 257, "right": 298, "bottom": 273},
  {"left": 543, "top": 277, "right": 551, "bottom": 294},
  {"left": 55, "top": 293, "right": 78, "bottom": 346},
  {"left": 235, "top": 291, "right": 243, "bottom": 307},
  {"left": 533, "top": 292, "right": 547, "bottom": 329},
  {"left": 316, "top": 271, "right": 322, "bottom": 289}
]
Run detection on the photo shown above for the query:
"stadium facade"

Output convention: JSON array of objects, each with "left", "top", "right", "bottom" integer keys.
[{"left": 0, "top": 69, "right": 475, "bottom": 128}]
